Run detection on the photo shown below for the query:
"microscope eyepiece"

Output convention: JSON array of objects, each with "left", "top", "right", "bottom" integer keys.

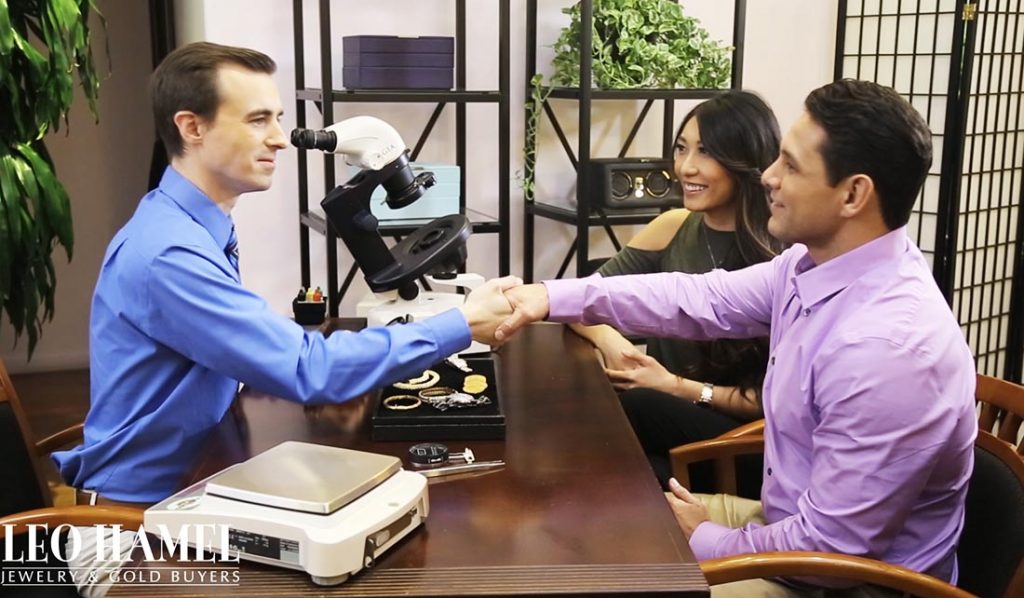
[{"left": 290, "top": 128, "right": 338, "bottom": 152}]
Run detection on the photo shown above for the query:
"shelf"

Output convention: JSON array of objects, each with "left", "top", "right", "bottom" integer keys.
[
  {"left": 301, "top": 208, "right": 502, "bottom": 237},
  {"left": 528, "top": 202, "right": 662, "bottom": 226},
  {"left": 541, "top": 87, "right": 728, "bottom": 101},
  {"left": 523, "top": 0, "right": 746, "bottom": 281},
  {"left": 294, "top": 0, "right": 510, "bottom": 315},
  {"left": 297, "top": 88, "right": 502, "bottom": 104}
]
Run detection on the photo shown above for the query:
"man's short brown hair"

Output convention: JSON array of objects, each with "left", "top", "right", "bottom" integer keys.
[
  {"left": 151, "top": 42, "right": 276, "bottom": 158},
  {"left": 804, "top": 79, "right": 933, "bottom": 231}
]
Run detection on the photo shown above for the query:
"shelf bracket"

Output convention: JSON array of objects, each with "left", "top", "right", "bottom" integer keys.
[
  {"left": 543, "top": 101, "right": 578, "bottom": 169},
  {"left": 555, "top": 238, "right": 578, "bottom": 279},
  {"left": 411, "top": 103, "right": 447, "bottom": 161}
]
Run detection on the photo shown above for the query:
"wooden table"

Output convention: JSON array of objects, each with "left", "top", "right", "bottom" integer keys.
[{"left": 112, "top": 323, "right": 708, "bottom": 596}]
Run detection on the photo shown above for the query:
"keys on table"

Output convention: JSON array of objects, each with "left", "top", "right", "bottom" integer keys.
[{"left": 408, "top": 443, "right": 503, "bottom": 477}]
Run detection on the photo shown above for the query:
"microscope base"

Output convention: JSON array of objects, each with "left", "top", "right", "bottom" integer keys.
[{"left": 357, "top": 292, "right": 491, "bottom": 355}]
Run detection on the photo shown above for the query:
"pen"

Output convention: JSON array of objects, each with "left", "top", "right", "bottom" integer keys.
[{"left": 417, "top": 460, "right": 505, "bottom": 478}]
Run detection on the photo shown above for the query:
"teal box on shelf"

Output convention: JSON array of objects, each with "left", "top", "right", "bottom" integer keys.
[{"left": 370, "top": 162, "right": 460, "bottom": 221}]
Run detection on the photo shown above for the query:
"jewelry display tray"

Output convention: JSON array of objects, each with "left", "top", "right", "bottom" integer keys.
[{"left": 371, "top": 357, "right": 505, "bottom": 441}]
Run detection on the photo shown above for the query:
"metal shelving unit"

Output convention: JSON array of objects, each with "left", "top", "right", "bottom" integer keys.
[
  {"left": 292, "top": 0, "right": 510, "bottom": 316},
  {"left": 522, "top": 0, "right": 747, "bottom": 281}
]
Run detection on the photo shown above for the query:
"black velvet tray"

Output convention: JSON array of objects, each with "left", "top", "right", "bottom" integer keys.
[{"left": 371, "top": 357, "right": 504, "bottom": 441}]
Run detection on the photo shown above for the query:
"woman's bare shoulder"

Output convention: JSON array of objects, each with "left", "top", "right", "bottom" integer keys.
[{"left": 627, "top": 209, "right": 690, "bottom": 251}]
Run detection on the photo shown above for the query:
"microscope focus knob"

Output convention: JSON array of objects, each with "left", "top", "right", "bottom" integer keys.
[{"left": 352, "top": 210, "right": 379, "bottom": 232}]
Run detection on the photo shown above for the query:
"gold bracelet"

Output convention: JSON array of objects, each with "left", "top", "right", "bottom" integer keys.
[
  {"left": 419, "top": 386, "right": 457, "bottom": 399},
  {"left": 393, "top": 369, "right": 440, "bottom": 390},
  {"left": 383, "top": 395, "right": 422, "bottom": 410}
]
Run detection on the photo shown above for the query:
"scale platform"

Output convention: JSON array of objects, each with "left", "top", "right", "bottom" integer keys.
[{"left": 145, "top": 441, "right": 429, "bottom": 585}]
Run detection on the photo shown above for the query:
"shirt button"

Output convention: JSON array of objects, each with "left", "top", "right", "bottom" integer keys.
[
  {"left": 770, "top": 356, "right": 775, "bottom": 365},
  {"left": 767, "top": 467, "right": 773, "bottom": 476},
  {"left": 803, "top": 308, "right": 811, "bottom": 317}
]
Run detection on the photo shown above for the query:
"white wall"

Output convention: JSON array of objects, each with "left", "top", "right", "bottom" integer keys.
[{"left": 2, "top": 0, "right": 836, "bottom": 373}]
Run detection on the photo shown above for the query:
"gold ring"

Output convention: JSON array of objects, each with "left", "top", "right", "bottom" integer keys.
[{"left": 383, "top": 395, "right": 422, "bottom": 410}]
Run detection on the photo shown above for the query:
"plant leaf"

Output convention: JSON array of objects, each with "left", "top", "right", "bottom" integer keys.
[
  {"left": 0, "top": 155, "right": 24, "bottom": 254},
  {"left": 552, "top": 0, "right": 732, "bottom": 89},
  {"left": 0, "top": 0, "right": 107, "bottom": 356},
  {"left": 18, "top": 143, "right": 73, "bottom": 258},
  {"left": 0, "top": 160, "right": 14, "bottom": 297},
  {"left": 0, "top": 0, "right": 14, "bottom": 53}
]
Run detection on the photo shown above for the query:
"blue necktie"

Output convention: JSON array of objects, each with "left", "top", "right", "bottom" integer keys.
[{"left": 225, "top": 225, "right": 240, "bottom": 275}]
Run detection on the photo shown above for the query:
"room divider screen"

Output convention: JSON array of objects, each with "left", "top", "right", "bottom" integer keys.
[{"left": 836, "top": 0, "right": 1024, "bottom": 381}]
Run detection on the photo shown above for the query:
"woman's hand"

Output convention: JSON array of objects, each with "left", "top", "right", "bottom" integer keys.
[
  {"left": 604, "top": 347, "right": 678, "bottom": 394},
  {"left": 592, "top": 329, "right": 641, "bottom": 371}
]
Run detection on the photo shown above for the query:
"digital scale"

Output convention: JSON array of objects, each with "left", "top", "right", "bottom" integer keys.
[{"left": 144, "top": 441, "right": 429, "bottom": 586}]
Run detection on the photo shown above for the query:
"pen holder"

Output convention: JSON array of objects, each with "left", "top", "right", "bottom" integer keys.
[{"left": 293, "top": 298, "right": 327, "bottom": 325}]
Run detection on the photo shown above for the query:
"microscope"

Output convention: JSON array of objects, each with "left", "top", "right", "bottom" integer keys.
[{"left": 292, "top": 116, "right": 488, "bottom": 353}]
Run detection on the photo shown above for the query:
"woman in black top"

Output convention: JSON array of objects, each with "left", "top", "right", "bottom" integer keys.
[{"left": 569, "top": 91, "right": 783, "bottom": 493}]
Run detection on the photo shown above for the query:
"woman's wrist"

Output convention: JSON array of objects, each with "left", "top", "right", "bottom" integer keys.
[
  {"left": 672, "top": 375, "right": 693, "bottom": 400},
  {"left": 672, "top": 375, "right": 707, "bottom": 404},
  {"left": 596, "top": 326, "right": 627, "bottom": 349}
]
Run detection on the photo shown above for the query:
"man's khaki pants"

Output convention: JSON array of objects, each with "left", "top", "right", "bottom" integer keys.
[{"left": 696, "top": 494, "right": 904, "bottom": 598}]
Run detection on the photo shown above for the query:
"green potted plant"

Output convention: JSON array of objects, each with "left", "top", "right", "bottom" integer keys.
[
  {"left": 522, "top": 0, "right": 732, "bottom": 202},
  {"left": 0, "top": 0, "right": 104, "bottom": 356},
  {"left": 552, "top": 0, "right": 732, "bottom": 89}
]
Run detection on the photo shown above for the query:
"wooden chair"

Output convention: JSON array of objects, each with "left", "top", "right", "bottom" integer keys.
[
  {"left": 669, "top": 373, "right": 1024, "bottom": 598},
  {"left": 0, "top": 358, "right": 143, "bottom": 538},
  {"left": 976, "top": 373, "right": 1024, "bottom": 454}
]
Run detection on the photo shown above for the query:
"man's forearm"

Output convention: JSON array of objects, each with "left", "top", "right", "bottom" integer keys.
[{"left": 543, "top": 269, "right": 774, "bottom": 341}]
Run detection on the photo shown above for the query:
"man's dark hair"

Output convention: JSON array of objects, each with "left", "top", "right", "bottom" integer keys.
[
  {"left": 151, "top": 42, "right": 276, "bottom": 158},
  {"left": 804, "top": 79, "right": 933, "bottom": 230}
]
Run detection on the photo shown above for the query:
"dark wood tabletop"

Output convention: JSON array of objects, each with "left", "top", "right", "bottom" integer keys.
[{"left": 111, "top": 322, "right": 707, "bottom": 597}]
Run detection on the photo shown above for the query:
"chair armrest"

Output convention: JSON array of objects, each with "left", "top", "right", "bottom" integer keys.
[
  {"left": 669, "top": 436, "right": 765, "bottom": 494},
  {"left": 701, "top": 552, "right": 972, "bottom": 598},
  {"left": 716, "top": 419, "right": 765, "bottom": 438},
  {"left": 35, "top": 423, "right": 85, "bottom": 455},
  {"left": 0, "top": 505, "right": 145, "bottom": 538}
]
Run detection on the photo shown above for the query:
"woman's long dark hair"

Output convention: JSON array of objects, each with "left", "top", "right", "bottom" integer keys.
[
  {"left": 676, "top": 91, "right": 783, "bottom": 405},
  {"left": 677, "top": 90, "right": 785, "bottom": 263}
]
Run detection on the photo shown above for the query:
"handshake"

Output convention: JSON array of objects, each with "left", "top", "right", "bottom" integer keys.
[{"left": 455, "top": 276, "right": 551, "bottom": 346}]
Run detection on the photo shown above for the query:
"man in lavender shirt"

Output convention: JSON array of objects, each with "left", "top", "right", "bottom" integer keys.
[{"left": 491, "top": 80, "right": 976, "bottom": 596}]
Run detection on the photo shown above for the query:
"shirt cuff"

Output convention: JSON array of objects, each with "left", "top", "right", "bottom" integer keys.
[
  {"left": 689, "top": 520, "right": 733, "bottom": 561},
  {"left": 543, "top": 278, "right": 590, "bottom": 322},
  {"left": 423, "top": 308, "right": 472, "bottom": 356}
]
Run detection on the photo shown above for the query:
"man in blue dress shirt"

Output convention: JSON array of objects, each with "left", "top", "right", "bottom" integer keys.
[
  {"left": 52, "top": 42, "right": 514, "bottom": 507},
  {"left": 488, "top": 80, "right": 976, "bottom": 596}
]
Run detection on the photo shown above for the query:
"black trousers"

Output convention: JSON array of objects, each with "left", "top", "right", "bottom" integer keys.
[{"left": 620, "top": 387, "right": 764, "bottom": 499}]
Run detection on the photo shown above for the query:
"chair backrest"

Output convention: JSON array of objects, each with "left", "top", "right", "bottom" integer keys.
[
  {"left": 956, "top": 430, "right": 1024, "bottom": 598},
  {"left": 975, "top": 374, "right": 1024, "bottom": 455},
  {"left": 0, "top": 358, "right": 51, "bottom": 516}
]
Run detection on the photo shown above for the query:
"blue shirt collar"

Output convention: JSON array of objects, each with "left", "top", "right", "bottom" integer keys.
[
  {"left": 792, "top": 226, "right": 909, "bottom": 308},
  {"left": 156, "top": 166, "right": 234, "bottom": 251}
]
